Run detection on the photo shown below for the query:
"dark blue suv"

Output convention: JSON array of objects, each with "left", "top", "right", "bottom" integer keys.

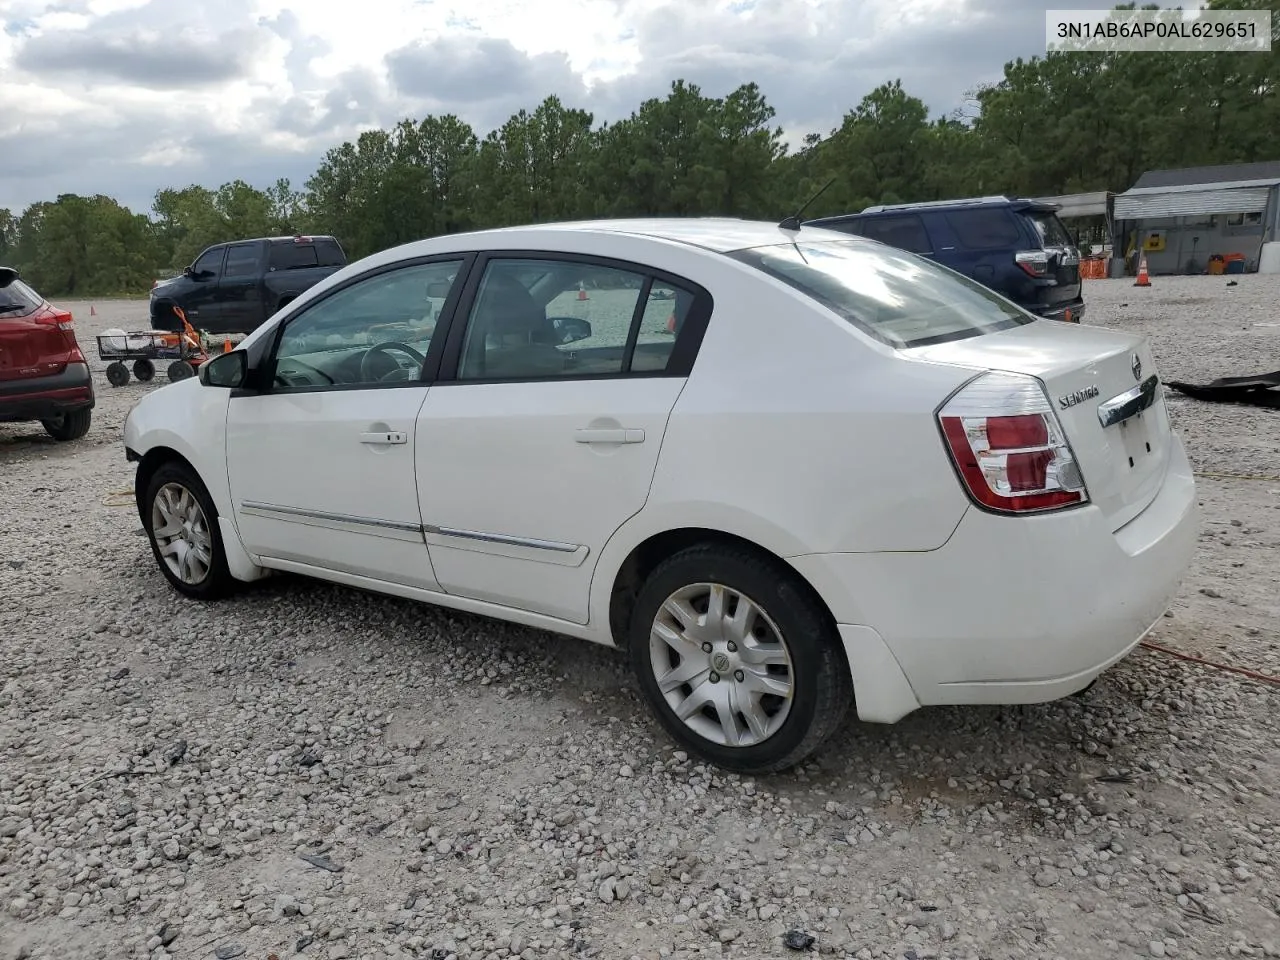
[{"left": 805, "top": 196, "right": 1085, "bottom": 324}]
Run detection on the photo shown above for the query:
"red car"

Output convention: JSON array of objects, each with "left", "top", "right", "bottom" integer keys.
[{"left": 0, "top": 267, "right": 94, "bottom": 441}]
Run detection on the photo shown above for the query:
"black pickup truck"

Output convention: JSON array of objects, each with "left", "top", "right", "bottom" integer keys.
[{"left": 149, "top": 235, "right": 347, "bottom": 333}]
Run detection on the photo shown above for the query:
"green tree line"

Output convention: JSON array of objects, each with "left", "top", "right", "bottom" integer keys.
[{"left": 2, "top": 0, "right": 1276, "bottom": 298}]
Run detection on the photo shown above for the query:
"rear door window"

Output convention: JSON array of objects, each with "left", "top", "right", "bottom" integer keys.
[
  {"left": 858, "top": 215, "right": 933, "bottom": 254},
  {"left": 943, "top": 209, "right": 1022, "bottom": 250},
  {"left": 811, "top": 218, "right": 864, "bottom": 237},
  {"left": 315, "top": 239, "right": 345, "bottom": 267},
  {"left": 730, "top": 239, "right": 1032, "bottom": 349},
  {"left": 270, "top": 242, "right": 320, "bottom": 270},
  {"left": 223, "top": 243, "right": 260, "bottom": 279}
]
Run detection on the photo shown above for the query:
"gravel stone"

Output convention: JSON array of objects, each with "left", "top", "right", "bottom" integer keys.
[{"left": 2, "top": 287, "right": 1279, "bottom": 960}]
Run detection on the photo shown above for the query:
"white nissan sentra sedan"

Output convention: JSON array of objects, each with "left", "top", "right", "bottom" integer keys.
[{"left": 122, "top": 218, "right": 1199, "bottom": 774}]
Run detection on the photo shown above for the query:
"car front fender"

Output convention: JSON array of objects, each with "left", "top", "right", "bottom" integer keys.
[{"left": 123, "top": 378, "right": 234, "bottom": 525}]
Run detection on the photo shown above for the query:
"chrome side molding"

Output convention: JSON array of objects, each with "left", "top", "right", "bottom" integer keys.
[{"left": 423, "top": 524, "right": 580, "bottom": 554}]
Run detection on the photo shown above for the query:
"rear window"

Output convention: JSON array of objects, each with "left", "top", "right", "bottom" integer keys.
[
  {"left": 1026, "top": 210, "right": 1074, "bottom": 247},
  {"left": 0, "top": 276, "right": 44, "bottom": 316},
  {"left": 730, "top": 239, "right": 1032, "bottom": 348},
  {"left": 943, "top": 209, "right": 1022, "bottom": 250}
]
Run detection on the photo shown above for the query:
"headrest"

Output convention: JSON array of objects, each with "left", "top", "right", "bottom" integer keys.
[{"left": 475, "top": 275, "right": 548, "bottom": 337}]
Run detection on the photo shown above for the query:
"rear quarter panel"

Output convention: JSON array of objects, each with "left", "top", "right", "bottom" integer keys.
[{"left": 612, "top": 257, "right": 979, "bottom": 560}]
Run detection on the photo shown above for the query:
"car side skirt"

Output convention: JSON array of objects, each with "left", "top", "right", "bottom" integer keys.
[{"left": 251, "top": 555, "right": 613, "bottom": 646}]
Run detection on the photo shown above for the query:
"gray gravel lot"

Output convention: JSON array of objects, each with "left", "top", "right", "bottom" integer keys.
[{"left": 1, "top": 277, "right": 1278, "bottom": 960}]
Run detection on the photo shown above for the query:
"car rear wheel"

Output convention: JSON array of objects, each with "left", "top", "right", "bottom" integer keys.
[
  {"left": 142, "top": 461, "right": 234, "bottom": 600},
  {"left": 42, "top": 408, "right": 92, "bottom": 441},
  {"left": 629, "top": 543, "right": 853, "bottom": 775}
]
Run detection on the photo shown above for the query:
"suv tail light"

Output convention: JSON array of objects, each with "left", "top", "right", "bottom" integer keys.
[
  {"left": 1015, "top": 250, "right": 1050, "bottom": 278},
  {"left": 938, "top": 372, "right": 1088, "bottom": 514},
  {"left": 35, "top": 309, "right": 75, "bottom": 331}
]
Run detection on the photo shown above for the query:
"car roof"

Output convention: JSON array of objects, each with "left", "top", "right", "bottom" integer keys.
[
  {"left": 430, "top": 217, "right": 858, "bottom": 254},
  {"left": 209, "top": 235, "right": 339, "bottom": 246}
]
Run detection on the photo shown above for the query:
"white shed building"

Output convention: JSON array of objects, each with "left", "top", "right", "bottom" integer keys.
[{"left": 1112, "top": 161, "right": 1280, "bottom": 275}]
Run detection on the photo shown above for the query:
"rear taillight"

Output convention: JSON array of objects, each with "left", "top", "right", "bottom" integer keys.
[
  {"left": 35, "top": 309, "right": 75, "bottom": 331},
  {"left": 1015, "top": 250, "right": 1049, "bottom": 278},
  {"left": 938, "top": 372, "right": 1088, "bottom": 514}
]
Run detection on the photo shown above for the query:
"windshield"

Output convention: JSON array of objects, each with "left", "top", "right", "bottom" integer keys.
[{"left": 729, "top": 239, "right": 1033, "bottom": 348}]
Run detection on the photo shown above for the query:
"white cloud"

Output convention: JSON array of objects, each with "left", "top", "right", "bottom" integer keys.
[{"left": 0, "top": 0, "right": 1076, "bottom": 214}]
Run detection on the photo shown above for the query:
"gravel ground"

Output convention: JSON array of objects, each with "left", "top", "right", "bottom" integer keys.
[{"left": 1, "top": 277, "right": 1277, "bottom": 960}]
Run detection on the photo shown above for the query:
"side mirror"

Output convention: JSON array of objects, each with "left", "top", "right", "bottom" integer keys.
[
  {"left": 199, "top": 350, "right": 248, "bottom": 389},
  {"left": 425, "top": 281, "right": 453, "bottom": 299},
  {"left": 550, "top": 315, "right": 592, "bottom": 344},
  {"left": 182, "top": 266, "right": 194, "bottom": 278}
]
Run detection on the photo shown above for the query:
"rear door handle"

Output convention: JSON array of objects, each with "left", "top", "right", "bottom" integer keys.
[
  {"left": 574, "top": 428, "right": 645, "bottom": 444},
  {"left": 360, "top": 431, "right": 407, "bottom": 445}
]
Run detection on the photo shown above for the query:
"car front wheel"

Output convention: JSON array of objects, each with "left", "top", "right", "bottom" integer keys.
[
  {"left": 142, "top": 461, "right": 234, "bottom": 600},
  {"left": 629, "top": 543, "right": 854, "bottom": 775}
]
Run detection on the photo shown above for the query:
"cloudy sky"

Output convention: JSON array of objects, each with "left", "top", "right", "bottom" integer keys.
[{"left": 1, "top": 0, "right": 1073, "bottom": 214}]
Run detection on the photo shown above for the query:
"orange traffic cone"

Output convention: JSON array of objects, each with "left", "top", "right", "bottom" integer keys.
[
  {"left": 1134, "top": 255, "right": 1152, "bottom": 287},
  {"left": 577, "top": 282, "right": 588, "bottom": 301},
  {"left": 223, "top": 337, "right": 232, "bottom": 353},
  {"left": 666, "top": 313, "right": 676, "bottom": 334}
]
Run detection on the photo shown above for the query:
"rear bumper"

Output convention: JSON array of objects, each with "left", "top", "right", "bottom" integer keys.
[
  {"left": 0, "top": 362, "right": 95, "bottom": 423},
  {"left": 792, "top": 432, "right": 1199, "bottom": 721}
]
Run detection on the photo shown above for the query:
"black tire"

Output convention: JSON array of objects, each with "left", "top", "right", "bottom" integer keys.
[
  {"left": 1070, "top": 676, "right": 1100, "bottom": 699},
  {"left": 41, "top": 408, "right": 92, "bottom": 441},
  {"left": 141, "top": 460, "right": 235, "bottom": 601},
  {"left": 133, "top": 358, "right": 156, "bottom": 382},
  {"left": 151, "top": 302, "right": 180, "bottom": 332},
  {"left": 167, "top": 360, "right": 194, "bottom": 382},
  {"left": 106, "top": 362, "right": 130, "bottom": 387},
  {"left": 628, "top": 543, "right": 854, "bottom": 775}
]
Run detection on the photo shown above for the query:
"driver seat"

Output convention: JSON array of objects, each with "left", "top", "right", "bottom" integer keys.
[{"left": 464, "top": 274, "right": 567, "bottom": 379}]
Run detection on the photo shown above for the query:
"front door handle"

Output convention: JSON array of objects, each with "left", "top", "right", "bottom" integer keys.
[
  {"left": 360, "top": 430, "right": 407, "bottom": 445},
  {"left": 574, "top": 427, "right": 645, "bottom": 444}
]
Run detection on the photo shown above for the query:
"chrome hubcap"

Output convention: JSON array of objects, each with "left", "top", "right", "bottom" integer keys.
[
  {"left": 151, "top": 482, "right": 212, "bottom": 585},
  {"left": 648, "top": 583, "right": 794, "bottom": 747}
]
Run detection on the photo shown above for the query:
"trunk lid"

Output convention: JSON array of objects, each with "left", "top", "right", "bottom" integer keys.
[{"left": 905, "top": 320, "right": 1171, "bottom": 531}]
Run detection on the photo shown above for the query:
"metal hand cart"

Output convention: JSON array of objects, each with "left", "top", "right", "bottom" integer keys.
[{"left": 95, "top": 307, "right": 211, "bottom": 387}]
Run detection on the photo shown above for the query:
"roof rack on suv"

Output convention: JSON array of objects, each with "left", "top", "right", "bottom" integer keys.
[{"left": 859, "top": 196, "right": 1015, "bottom": 215}]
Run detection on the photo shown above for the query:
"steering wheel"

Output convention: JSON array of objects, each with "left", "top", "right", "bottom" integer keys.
[{"left": 360, "top": 341, "right": 427, "bottom": 382}]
